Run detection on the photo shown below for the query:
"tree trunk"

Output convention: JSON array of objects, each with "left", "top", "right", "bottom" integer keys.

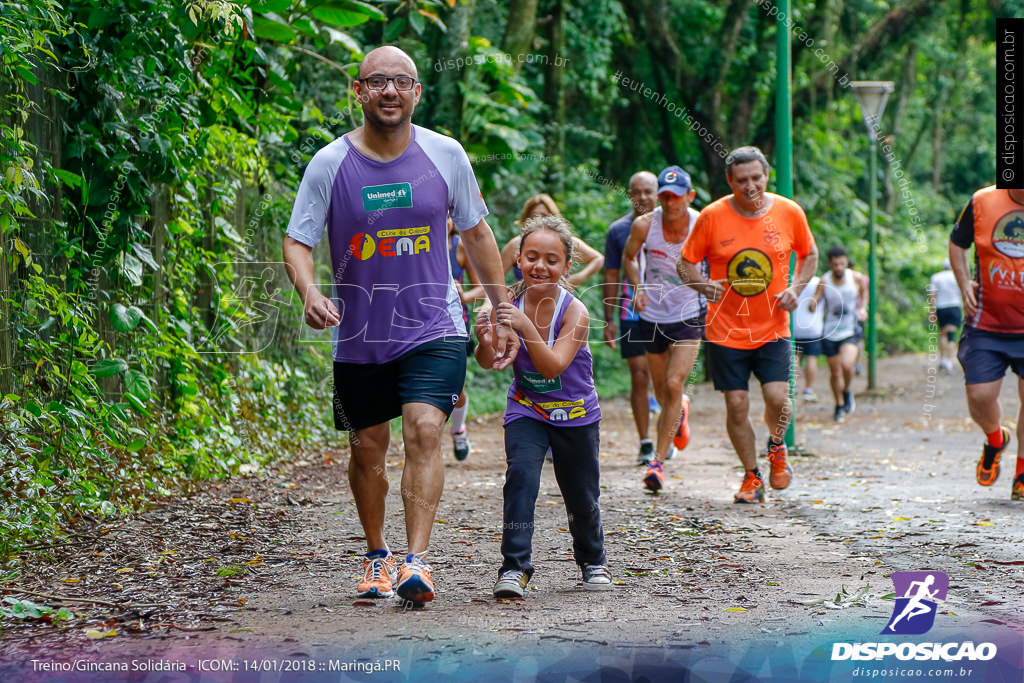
[
  {"left": 884, "top": 43, "right": 918, "bottom": 215},
  {"left": 434, "top": 0, "right": 477, "bottom": 137},
  {"left": 148, "top": 183, "right": 170, "bottom": 400},
  {"left": 542, "top": 0, "right": 566, "bottom": 194},
  {"left": 198, "top": 185, "right": 217, "bottom": 334},
  {"left": 0, "top": 238, "right": 12, "bottom": 399},
  {"left": 931, "top": 112, "right": 943, "bottom": 190},
  {"left": 149, "top": 184, "right": 170, "bottom": 327},
  {"left": 501, "top": 0, "right": 540, "bottom": 70}
]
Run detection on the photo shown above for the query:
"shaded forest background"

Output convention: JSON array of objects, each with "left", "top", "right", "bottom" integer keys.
[{"left": 0, "top": 0, "right": 1018, "bottom": 561}]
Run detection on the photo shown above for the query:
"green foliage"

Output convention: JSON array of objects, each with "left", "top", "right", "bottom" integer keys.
[
  {"left": 0, "top": 0, "right": 1008, "bottom": 566},
  {"left": 0, "top": 596, "right": 73, "bottom": 622}
]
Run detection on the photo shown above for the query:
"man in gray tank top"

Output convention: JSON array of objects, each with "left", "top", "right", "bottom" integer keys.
[
  {"left": 808, "top": 244, "right": 868, "bottom": 422},
  {"left": 623, "top": 166, "right": 706, "bottom": 491}
]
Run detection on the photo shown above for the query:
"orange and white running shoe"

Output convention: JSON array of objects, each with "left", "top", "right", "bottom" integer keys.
[
  {"left": 356, "top": 550, "right": 397, "bottom": 598},
  {"left": 643, "top": 460, "right": 665, "bottom": 492},
  {"left": 396, "top": 553, "right": 434, "bottom": 606},
  {"left": 767, "top": 441, "right": 793, "bottom": 490},
  {"left": 673, "top": 395, "right": 691, "bottom": 451},
  {"left": 734, "top": 471, "right": 765, "bottom": 504}
]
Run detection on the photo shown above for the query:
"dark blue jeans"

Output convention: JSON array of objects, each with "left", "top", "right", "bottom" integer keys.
[{"left": 500, "top": 417, "right": 605, "bottom": 577}]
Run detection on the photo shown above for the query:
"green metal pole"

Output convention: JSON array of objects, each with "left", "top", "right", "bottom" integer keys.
[
  {"left": 775, "top": 0, "right": 796, "bottom": 448},
  {"left": 867, "top": 139, "right": 878, "bottom": 391}
]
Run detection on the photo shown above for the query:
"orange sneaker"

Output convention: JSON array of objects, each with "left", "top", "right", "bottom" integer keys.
[
  {"left": 356, "top": 551, "right": 397, "bottom": 598},
  {"left": 734, "top": 471, "right": 765, "bottom": 504},
  {"left": 977, "top": 427, "right": 1010, "bottom": 487},
  {"left": 643, "top": 460, "right": 665, "bottom": 491},
  {"left": 1011, "top": 474, "right": 1024, "bottom": 501},
  {"left": 396, "top": 554, "right": 434, "bottom": 606},
  {"left": 767, "top": 441, "right": 792, "bottom": 490},
  {"left": 673, "top": 395, "right": 691, "bottom": 451}
]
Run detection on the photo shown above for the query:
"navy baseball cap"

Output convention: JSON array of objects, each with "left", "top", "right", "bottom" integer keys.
[{"left": 657, "top": 166, "right": 692, "bottom": 196}]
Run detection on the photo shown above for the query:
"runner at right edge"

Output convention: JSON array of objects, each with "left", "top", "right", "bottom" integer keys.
[
  {"left": 948, "top": 184, "right": 1024, "bottom": 500},
  {"left": 676, "top": 147, "right": 818, "bottom": 503}
]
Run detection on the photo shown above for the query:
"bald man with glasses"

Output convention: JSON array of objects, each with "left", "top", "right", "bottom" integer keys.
[{"left": 283, "top": 46, "right": 516, "bottom": 606}]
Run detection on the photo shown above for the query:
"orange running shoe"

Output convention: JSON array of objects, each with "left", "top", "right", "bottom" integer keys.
[
  {"left": 734, "top": 471, "right": 765, "bottom": 504},
  {"left": 396, "top": 553, "right": 434, "bottom": 606},
  {"left": 977, "top": 427, "right": 1010, "bottom": 487},
  {"left": 1011, "top": 474, "right": 1024, "bottom": 501},
  {"left": 767, "top": 441, "right": 793, "bottom": 490},
  {"left": 356, "top": 551, "right": 397, "bottom": 598},
  {"left": 673, "top": 395, "right": 691, "bottom": 451},
  {"left": 643, "top": 460, "right": 664, "bottom": 492}
]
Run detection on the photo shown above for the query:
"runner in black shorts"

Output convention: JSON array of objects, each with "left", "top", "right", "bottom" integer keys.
[
  {"left": 928, "top": 258, "right": 963, "bottom": 374},
  {"left": 283, "top": 46, "right": 518, "bottom": 605},
  {"left": 949, "top": 185, "right": 1024, "bottom": 500},
  {"left": 623, "top": 166, "right": 705, "bottom": 491},
  {"left": 793, "top": 274, "right": 823, "bottom": 402},
  {"left": 677, "top": 147, "right": 818, "bottom": 503},
  {"left": 603, "top": 171, "right": 659, "bottom": 464}
]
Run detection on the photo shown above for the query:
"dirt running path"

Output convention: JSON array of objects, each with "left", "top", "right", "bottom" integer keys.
[{"left": 1, "top": 354, "right": 1022, "bottom": 681}]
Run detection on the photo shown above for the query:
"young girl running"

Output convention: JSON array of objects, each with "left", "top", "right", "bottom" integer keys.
[{"left": 475, "top": 215, "right": 612, "bottom": 598}]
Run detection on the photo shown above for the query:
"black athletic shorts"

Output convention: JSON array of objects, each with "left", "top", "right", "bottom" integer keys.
[
  {"left": 820, "top": 330, "right": 863, "bottom": 358},
  {"left": 706, "top": 338, "right": 792, "bottom": 392},
  {"left": 957, "top": 326, "right": 1024, "bottom": 385},
  {"left": 332, "top": 337, "right": 467, "bottom": 432},
  {"left": 637, "top": 315, "right": 704, "bottom": 355},
  {"left": 618, "top": 319, "right": 647, "bottom": 360},
  {"left": 936, "top": 306, "right": 962, "bottom": 329},
  {"left": 795, "top": 339, "right": 822, "bottom": 357}
]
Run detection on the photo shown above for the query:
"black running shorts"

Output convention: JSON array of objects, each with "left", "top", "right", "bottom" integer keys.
[
  {"left": 618, "top": 319, "right": 648, "bottom": 360},
  {"left": 957, "top": 326, "right": 1024, "bottom": 385},
  {"left": 332, "top": 337, "right": 467, "bottom": 432},
  {"left": 637, "top": 315, "right": 705, "bottom": 355},
  {"left": 706, "top": 338, "right": 792, "bottom": 392}
]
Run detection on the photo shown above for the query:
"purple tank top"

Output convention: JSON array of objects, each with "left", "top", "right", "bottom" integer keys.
[{"left": 504, "top": 288, "right": 601, "bottom": 427}]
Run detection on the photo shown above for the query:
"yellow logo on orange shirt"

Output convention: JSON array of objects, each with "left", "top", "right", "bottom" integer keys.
[
  {"left": 727, "top": 249, "right": 773, "bottom": 297},
  {"left": 993, "top": 212, "right": 1024, "bottom": 258}
]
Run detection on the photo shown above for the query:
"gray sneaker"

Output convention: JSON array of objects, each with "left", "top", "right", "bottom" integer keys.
[
  {"left": 452, "top": 428, "right": 470, "bottom": 461},
  {"left": 493, "top": 569, "right": 530, "bottom": 598},
  {"left": 581, "top": 564, "right": 613, "bottom": 591},
  {"left": 637, "top": 440, "right": 654, "bottom": 466}
]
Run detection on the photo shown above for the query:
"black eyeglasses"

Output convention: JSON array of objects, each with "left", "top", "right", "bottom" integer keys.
[{"left": 361, "top": 76, "right": 417, "bottom": 91}]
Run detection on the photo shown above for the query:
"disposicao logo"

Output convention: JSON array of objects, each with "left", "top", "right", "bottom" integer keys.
[
  {"left": 883, "top": 570, "right": 948, "bottom": 635},
  {"left": 831, "top": 570, "right": 998, "bottom": 663}
]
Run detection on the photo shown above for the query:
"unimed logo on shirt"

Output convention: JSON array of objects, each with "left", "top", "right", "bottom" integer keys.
[{"left": 362, "top": 183, "right": 413, "bottom": 212}]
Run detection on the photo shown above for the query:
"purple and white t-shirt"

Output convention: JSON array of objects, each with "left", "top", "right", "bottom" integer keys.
[
  {"left": 504, "top": 288, "right": 601, "bottom": 427},
  {"left": 286, "top": 125, "right": 488, "bottom": 364}
]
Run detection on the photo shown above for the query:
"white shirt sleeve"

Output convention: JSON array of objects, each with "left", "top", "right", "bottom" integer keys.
[
  {"left": 414, "top": 126, "right": 488, "bottom": 232},
  {"left": 285, "top": 139, "right": 348, "bottom": 248}
]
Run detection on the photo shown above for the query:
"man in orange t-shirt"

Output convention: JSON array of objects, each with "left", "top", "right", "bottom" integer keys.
[
  {"left": 677, "top": 146, "right": 818, "bottom": 504},
  {"left": 949, "top": 185, "right": 1024, "bottom": 501}
]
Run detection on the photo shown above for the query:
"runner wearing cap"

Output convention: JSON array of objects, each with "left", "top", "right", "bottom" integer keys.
[
  {"left": 622, "top": 166, "right": 705, "bottom": 492},
  {"left": 603, "top": 171, "right": 659, "bottom": 464}
]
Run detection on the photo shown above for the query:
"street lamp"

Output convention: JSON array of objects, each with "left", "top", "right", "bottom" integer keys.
[{"left": 850, "top": 80, "right": 894, "bottom": 393}]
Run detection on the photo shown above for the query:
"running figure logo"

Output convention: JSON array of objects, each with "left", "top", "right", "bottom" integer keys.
[{"left": 882, "top": 571, "right": 948, "bottom": 635}]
